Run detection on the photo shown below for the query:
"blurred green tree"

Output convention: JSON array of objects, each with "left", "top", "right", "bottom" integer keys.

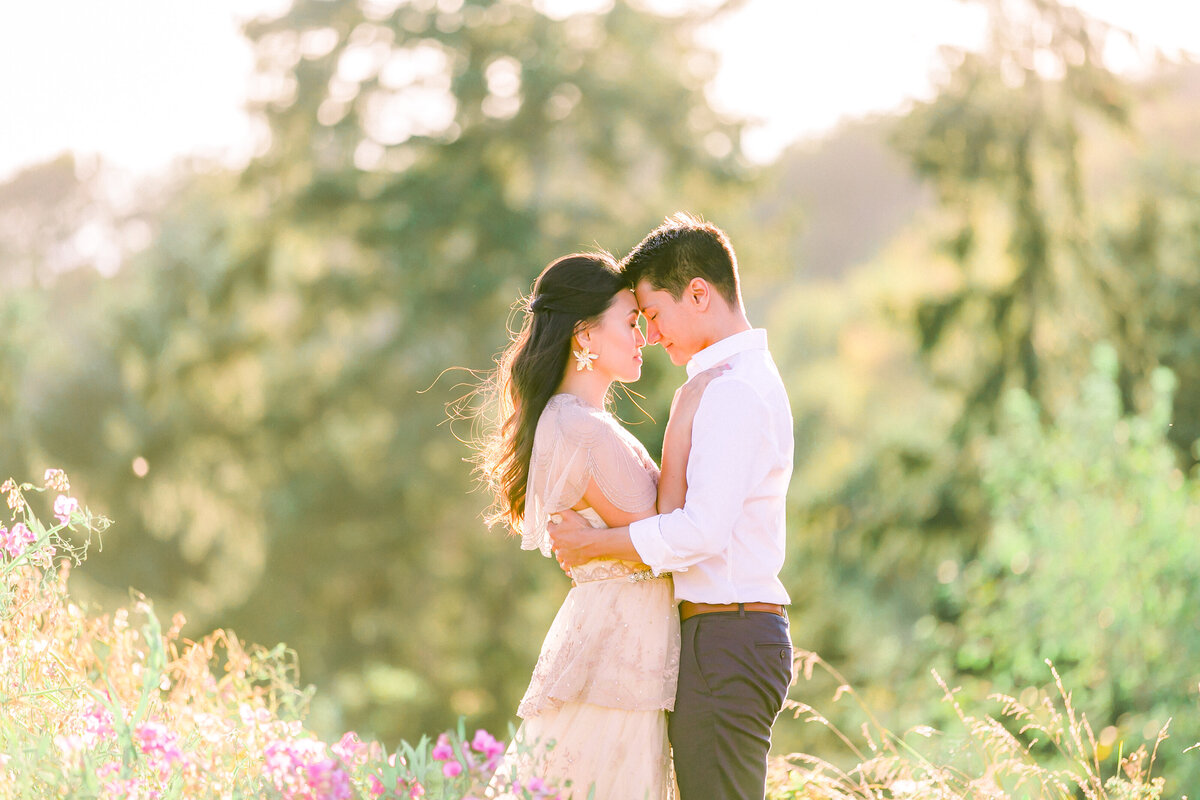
[
  {"left": 0, "top": 0, "right": 751, "bottom": 746},
  {"left": 1096, "top": 161, "right": 1200, "bottom": 462},
  {"left": 764, "top": 0, "right": 1200, "bottom": 759},
  {"left": 886, "top": 0, "right": 1132, "bottom": 543},
  {"left": 948, "top": 345, "right": 1200, "bottom": 787},
  {"left": 771, "top": 0, "right": 1137, "bottom": 714}
]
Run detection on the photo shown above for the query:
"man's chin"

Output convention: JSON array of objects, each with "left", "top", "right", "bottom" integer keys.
[{"left": 666, "top": 350, "right": 690, "bottom": 366}]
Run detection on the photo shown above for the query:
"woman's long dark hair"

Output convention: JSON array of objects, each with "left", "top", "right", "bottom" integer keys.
[{"left": 475, "top": 252, "right": 626, "bottom": 533}]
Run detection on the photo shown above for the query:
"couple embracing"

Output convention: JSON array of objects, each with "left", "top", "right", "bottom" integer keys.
[{"left": 475, "top": 214, "right": 793, "bottom": 799}]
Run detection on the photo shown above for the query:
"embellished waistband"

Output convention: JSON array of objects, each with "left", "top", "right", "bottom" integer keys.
[{"left": 571, "top": 559, "right": 669, "bottom": 585}]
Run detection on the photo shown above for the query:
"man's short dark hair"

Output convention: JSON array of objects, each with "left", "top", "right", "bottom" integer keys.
[{"left": 620, "top": 212, "right": 741, "bottom": 306}]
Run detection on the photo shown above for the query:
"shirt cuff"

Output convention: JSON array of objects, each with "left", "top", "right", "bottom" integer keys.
[{"left": 629, "top": 516, "right": 684, "bottom": 576}]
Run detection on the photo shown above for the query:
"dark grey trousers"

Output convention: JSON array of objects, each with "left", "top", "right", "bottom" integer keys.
[{"left": 669, "top": 609, "right": 792, "bottom": 800}]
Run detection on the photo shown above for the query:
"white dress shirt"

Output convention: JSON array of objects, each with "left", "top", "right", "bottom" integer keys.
[{"left": 630, "top": 328, "right": 793, "bottom": 605}]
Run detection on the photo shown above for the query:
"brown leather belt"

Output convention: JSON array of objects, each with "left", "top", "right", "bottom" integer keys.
[{"left": 679, "top": 601, "right": 786, "bottom": 621}]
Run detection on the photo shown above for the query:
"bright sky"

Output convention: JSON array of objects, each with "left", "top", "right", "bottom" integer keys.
[{"left": 1, "top": 0, "right": 1197, "bottom": 182}]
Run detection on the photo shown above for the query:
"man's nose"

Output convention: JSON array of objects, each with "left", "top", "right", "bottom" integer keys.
[{"left": 645, "top": 322, "right": 661, "bottom": 345}]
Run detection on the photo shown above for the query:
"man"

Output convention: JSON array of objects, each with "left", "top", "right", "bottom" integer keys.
[{"left": 548, "top": 213, "right": 793, "bottom": 799}]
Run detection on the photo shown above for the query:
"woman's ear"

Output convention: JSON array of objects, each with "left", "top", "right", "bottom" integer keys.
[{"left": 572, "top": 320, "right": 592, "bottom": 346}]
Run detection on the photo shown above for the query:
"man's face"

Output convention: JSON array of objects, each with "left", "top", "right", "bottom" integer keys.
[{"left": 634, "top": 279, "right": 701, "bottom": 366}]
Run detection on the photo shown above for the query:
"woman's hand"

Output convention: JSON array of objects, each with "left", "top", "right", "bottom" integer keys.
[
  {"left": 669, "top": 364, "right": 729, "bottom": 427},
  {"left": 547, "top": 508, "right": 593, "bottom": 572}
]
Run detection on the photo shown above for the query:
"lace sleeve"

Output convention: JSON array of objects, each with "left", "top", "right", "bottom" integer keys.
[{"left": 521, "top": 396, "right": 659, "bottom": 555}]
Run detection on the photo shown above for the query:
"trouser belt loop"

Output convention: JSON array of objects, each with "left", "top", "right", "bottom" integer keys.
[{"left": 737, "top": 602, "right": 746, "bottom": 617}]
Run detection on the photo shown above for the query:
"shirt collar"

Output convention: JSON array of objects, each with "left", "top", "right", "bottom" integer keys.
[{"left": 686, "top": 328, "right": 768, "bottom": 379}]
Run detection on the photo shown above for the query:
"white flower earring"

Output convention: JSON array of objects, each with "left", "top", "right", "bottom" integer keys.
[{"left": 572, "top": 343, "right": 598, "bottom": 371}]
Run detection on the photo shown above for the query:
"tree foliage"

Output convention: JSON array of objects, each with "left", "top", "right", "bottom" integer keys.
[
  {"left": 951, "top": 346, "right": 1200, "bottom": 784},
  {"left": 0, "top": 0, "right": 753, "bottom": 745},
  {"left": 763, "top": 4, "right": 1200, "bottom": 780}
]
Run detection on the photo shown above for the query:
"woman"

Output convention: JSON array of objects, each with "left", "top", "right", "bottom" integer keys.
[{"left": 475, "top": 252, "right": 714, "bottom": 799}]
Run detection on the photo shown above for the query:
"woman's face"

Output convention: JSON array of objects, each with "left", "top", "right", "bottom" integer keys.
[{"left": 580, "top": 289, "right": 646, "bottom": 383}]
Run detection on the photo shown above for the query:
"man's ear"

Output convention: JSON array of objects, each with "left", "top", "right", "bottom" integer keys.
[{"left": 687, "top": 277, "right": 711, "bottom": 312}]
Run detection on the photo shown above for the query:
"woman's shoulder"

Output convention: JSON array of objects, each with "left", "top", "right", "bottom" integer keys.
[{"left": 537, "top": 393, "right": 613, "bottom": 446}]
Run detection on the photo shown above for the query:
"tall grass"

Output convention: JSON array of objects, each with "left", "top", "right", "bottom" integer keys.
[{"left": 768, "top": 650, "right": 1180, "bottom": 799}]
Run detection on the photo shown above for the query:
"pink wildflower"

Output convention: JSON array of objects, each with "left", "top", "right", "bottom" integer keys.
[
  {"left": 2, "top": 522, "right": 36, "bottom": 558},
  {"left": 304, "top": 757, "right": 353, "bottom": 800},
  {"left": 368, "top": 775, "right": 386, "bottom": 798},
  {"left": 2, "top": 479, "right": 23, "bottom": 512},
  {"left": 238, "top": 702, "right": 272, "bottom": 727},
  {"left": 43, "top": 469, "right": 69, "bottom": 492},
  {"left": 442, "top": 760, "right": 463, "bottom": 778},
  {"left": 333, "top": 730, "right": 368, "bottom": 767},
  {"left": 431, "top": 734, "right": 455, "bottom": 761},
  {"left": 51, "top": 702, "right": 111, "bottom": 757},
  {"left": 264, "top": 737, "right": 330, "bottom": 797},
  {"left": 471, "top": 728, "right": 505, "bottom": 760},
  {"left": 83, "top": 704, "right": 115, "bottom": 745},
  {"left": 135, "top": 721, "right": 183, "bottom": 762},
  {"left": 135, "top": 720, "right": 184, "bottom": 783},
  {"left": 53, "top": 494, "right": 79, "bottom": 525},
  {"left": 387, "top": 779, "right": 426, "bottom": 799}
]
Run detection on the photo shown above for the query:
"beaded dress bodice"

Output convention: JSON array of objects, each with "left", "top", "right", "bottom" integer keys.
[
  {"left": 522, "top": 393, "right": 659, "bottom": 556},
  {"left": 516, "top": 393, "right": 679, "bottom": 719}
]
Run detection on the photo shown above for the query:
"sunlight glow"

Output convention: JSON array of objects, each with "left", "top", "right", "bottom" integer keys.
[{"left": 0, "top": 0, "right": 1197, "bottom": 179}]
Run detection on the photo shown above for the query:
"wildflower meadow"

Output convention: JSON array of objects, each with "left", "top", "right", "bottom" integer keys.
[
  {"left": 0, "top": 472, "right": 561, "bottom": 799},
  {"left": 1, "top": 465, "right": 1187, "bottom": 799}
]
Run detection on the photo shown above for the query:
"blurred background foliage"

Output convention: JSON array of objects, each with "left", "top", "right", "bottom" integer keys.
[{"left": 3, "top": 0, "right": 1200, "bottom": 788}]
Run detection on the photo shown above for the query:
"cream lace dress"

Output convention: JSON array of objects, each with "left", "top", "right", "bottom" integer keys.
[{"left": 488, "top": 393, "right": 680, "bottom": 800}]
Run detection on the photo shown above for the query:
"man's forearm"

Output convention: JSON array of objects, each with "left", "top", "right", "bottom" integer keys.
[
  {"left": 588, "top": 525, "right": 640, "bottom": 563},
  {"left": 549, "top": 514, "right": 645, "bottom": 569}
]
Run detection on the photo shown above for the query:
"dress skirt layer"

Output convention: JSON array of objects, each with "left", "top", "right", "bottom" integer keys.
[
  {"left": 488, "top": 558, "right": 679, "bottom": 800},
  {"left": 489, "top": 700, "right": 671, "bottom": 800}
]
